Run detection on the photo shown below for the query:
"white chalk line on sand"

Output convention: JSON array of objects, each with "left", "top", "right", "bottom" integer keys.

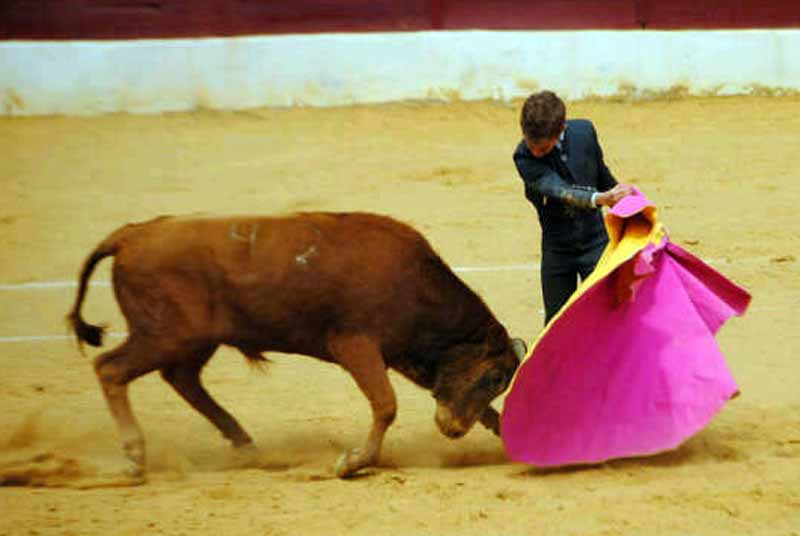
[
  {"left": 0, "top": 264, "right": 539, "bottom": 343},
  {"left": 0, "top": 303, "right": 783, "bottom": 344},
  {"left": 0, "top": 256, "right": 781, "bottom": 344},
  {"left": 0, "top": 256, "right": 754, "bottom": 291},
  {"left": 0, "top": 280, "right": 112, "bottom": 291},
  {"left": 2, "top": 332, "right": 128, "bottom": 343},
  {"left": 0, "top": 264, "right": 539, "bottom": 291},
  {"left": 0, "top": 263, "right": 538, "bottom": 343}
]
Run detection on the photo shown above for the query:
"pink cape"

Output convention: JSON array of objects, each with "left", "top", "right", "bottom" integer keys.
[{"left": 501, "top": 189, "right": 751, "bottom": 467}]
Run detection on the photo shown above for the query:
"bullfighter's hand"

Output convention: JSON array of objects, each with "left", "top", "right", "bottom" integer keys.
[{"left": 596, "top": 183, "right": 634, "bottom": 208}]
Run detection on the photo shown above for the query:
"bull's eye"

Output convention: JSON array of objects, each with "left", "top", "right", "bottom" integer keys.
[{"left": 481, "top": 370, "right": 506, "bottom": 391}]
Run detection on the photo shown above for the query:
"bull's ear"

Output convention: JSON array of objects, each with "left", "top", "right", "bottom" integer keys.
[
  {"left": 487, "top": 323, "right": 508, "bottom": 352},
  {"left": 511, "top": 338, "right": 527, "bottom": 362}
]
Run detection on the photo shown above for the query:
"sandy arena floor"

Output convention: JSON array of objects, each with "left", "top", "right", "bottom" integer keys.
[{"left": 1, "top": 96, "right": 799, "bottom": 535}]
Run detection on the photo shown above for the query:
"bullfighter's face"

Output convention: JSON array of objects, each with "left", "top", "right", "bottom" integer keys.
[
  {"left": 432, "top": 336, "right": 526, "bottom": 438},
  {"left": 525, "top": 135, "right": 559, "bottom": 158}
]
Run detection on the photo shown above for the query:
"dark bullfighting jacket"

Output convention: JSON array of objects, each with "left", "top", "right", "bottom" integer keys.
[{"left": 513, "top": 119, "right": 618, "bottom": 253}]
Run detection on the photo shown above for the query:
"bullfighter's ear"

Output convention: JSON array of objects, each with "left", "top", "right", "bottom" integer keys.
[{"left": 511, "top": 338, "right": 527, "bottom": 362}]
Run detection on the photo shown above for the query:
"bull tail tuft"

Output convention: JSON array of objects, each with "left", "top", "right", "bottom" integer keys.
[
  {"left": 66, "top": 239, "right": 118, "bottom": 352},
  {"left": 71, "top": 316, "right": 106, "bottom": 348}
]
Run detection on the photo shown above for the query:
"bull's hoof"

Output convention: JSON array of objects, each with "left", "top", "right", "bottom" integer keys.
[
  {"left": 334, "top": 448, "right": 371, "bottom": 479},
  {"left": 229, "top": 442, "right": 261, "bottom": 468},
  {"left": 122, "top": 438, "right": 146, "bottom": 473},
  {"left": 122, "top": 459, "right": 146, "bottom": 481},
  {"left": 233, "top": 441, "right": 259, "bottom": 455}
]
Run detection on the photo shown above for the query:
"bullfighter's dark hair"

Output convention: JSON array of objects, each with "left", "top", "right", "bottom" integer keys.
[{"left": 519, "top": 90, "right": 566, "bottom": 141}]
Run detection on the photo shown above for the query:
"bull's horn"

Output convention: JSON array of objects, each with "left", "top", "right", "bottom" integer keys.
[{"left": 511, "top": 338, "right": 527, "bottom": 361}]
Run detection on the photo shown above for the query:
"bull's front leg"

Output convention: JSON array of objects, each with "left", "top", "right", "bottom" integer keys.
[
  {"left": 333, "top": 368, "right": 396, "bottom": 477},
  {"left": 479, "top": 406, "right": 501, "bottom": 436},
  {"left": 327, "top": 333, "right": 397, "bottom": 478}
]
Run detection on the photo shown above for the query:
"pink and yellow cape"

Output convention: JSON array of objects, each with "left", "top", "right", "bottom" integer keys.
[{"left": 501, "top": 189, "right": 751, "bottom": 467}]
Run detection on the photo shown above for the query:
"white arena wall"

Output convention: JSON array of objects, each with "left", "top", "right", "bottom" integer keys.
[{"left": 1, "top": 29, "right": 799, "bottom": 116}]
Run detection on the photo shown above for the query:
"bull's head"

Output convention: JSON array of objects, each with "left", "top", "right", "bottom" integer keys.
[{"left": 432, "top": 325, "right": 526, "bottom": 438}]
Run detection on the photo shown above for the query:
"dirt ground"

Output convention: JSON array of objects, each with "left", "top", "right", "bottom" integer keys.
[{"left": 1, "top": 96, "right": 799, "bottom": 535}]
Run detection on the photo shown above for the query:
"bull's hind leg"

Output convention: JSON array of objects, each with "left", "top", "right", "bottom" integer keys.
[
  {"left": 327, "top": 333, "right": 397, "bottom": 478},
  {"left": 94, "top": 337, "right": 161, "bottom": 477},
  {"left": 160, "top": 346, "right": 254, "bottom": 448}
]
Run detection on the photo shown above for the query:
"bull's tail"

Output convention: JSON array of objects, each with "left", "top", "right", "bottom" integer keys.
[{"left": 66, "top": 236, "right": 120, "bottom": 351}]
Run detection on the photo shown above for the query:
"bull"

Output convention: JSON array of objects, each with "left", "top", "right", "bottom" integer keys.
[{"left": 67, "top": 212, "right": 526, "bottom": 478}]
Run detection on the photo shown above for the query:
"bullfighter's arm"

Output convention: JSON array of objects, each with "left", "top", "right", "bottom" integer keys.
[{"left": 514, "top": 153, "right": 596, "bottom": 210}]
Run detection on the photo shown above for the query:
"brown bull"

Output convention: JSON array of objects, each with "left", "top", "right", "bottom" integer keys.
[{"left": 67, "top": 212, "right": 526, "bottom": 478}]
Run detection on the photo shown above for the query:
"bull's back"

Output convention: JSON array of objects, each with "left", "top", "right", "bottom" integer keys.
[
  {"left": 111, "top": 213, "right": 438, "bottom": 348},
  {"left": 116, "top": 211, "right": 421, "bottom": 260},
  {"left": 236, "top": 212, "right": 434, "bottom": 315}
]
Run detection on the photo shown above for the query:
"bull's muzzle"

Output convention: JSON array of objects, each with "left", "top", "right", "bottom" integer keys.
[{"left": 434, "top": 403, "right": 470, "bottom": 439}]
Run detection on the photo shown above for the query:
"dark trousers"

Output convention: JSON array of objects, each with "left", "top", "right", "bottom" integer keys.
[{"left": 541, "top": 241, "right": 607, "bottom": 325}]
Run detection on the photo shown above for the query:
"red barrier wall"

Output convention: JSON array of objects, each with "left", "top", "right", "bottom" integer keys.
[{"left": 2, "top": 0, "right": 800, "bottom": 39}]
